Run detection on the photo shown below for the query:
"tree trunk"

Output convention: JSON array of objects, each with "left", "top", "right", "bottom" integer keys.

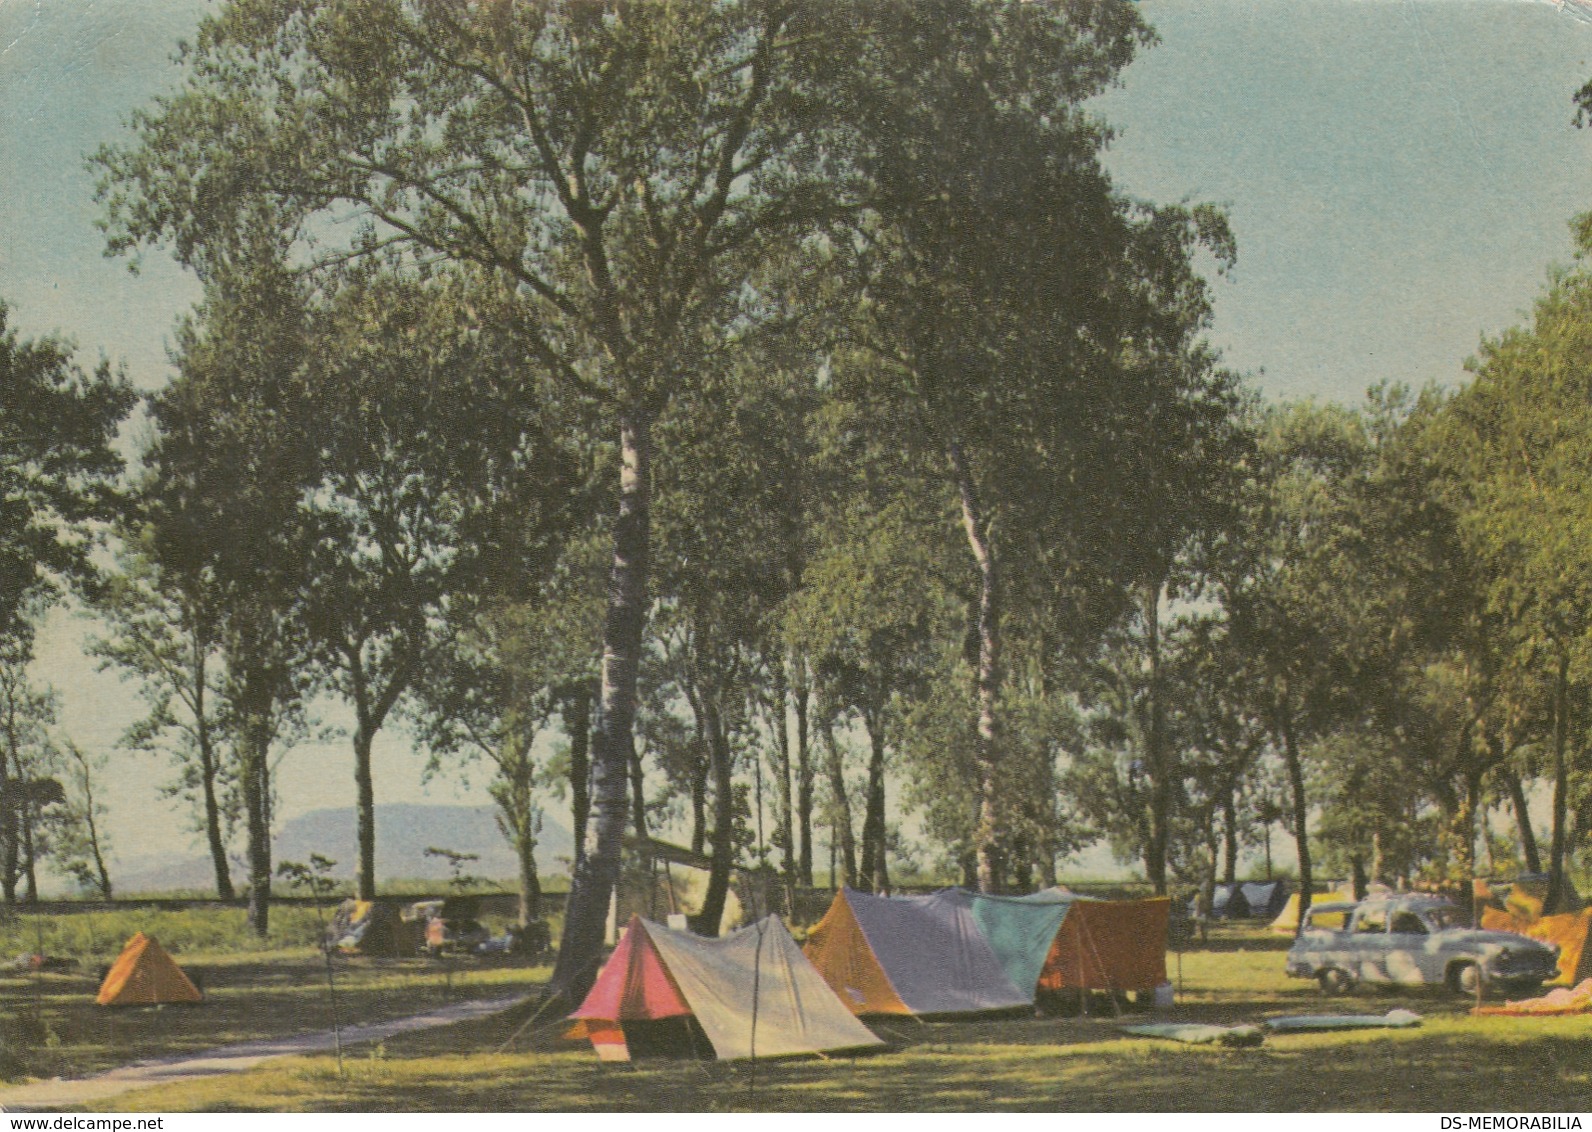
[
  {"left": 860, "top": 709, "right": 889, "bottom": 893},
  {"left": 1502, "top": 766, "right": 1542, "bottom": 875},
  {"left": 1201, "top": 813, "right": 1220, "bottom": 918},
  {"left": 516, "top": 824, "right": 542, "bottom": 925},
  {"left": 353, "top": 719, "right": 377, "bottom": 902},
  {"left": 948, "top": 441, "right": 1002, "bottom": 895},
  {"left": 1547, "top": 653, "right": 1570, "bottom": 914},
  {"left": 73, "top": 747, "right": 113, "bottom": 900},
  {"left": 21, "top": 801, "right": 38, "bottom": 904},
  {"left": 1279, "top": 708, "right": 1312, "bottom": 936},
  {"left": 820, "top": 715, "right": 856, "bottom": 888},
  {"left": 694, "top": 697, "right": 735, "bottom": 936},
  {"left": 550, "top": 411, "right": 652, "bottom": 1002},
  {"left": 1455, "top": 768, "right": 1481, "bottom": 884},
  {"left": 770, "top": 655, "right": 795, "bottom": 913},
  {"left": 628, "top": 738, "right": 648, "bottom": 842},
  {"left": 794, "top": 652, "right": 814, "bottom": 886},
  {"left": 239, "top": 699, "right": 274, "bottom": 938},
  {"left": 193, "top": 656, "right": 234, "bottom": 900},
  {"left": 562, "top": 683, "right": 592, "bottom": 868},
  {"left": 1222, "top": 780, "right": 1239, "bottom": 887},
  {"left": 199, "top": 737, "right": 233, "bottom": 900},
  {"left": 1143, "top": 583, "right": 1170, "bottom": 896},
  {"left": 1, "top": 741, "right": 18, "bottom": 905}
]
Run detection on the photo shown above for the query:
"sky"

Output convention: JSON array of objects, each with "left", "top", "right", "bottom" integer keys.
[{"left": 5, "top": 0, "right": 1592, "bottom": 878}]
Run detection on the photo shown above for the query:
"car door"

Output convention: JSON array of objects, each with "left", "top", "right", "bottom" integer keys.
[
  {"left": 1351, "top": 905, "right": 1391, "bottom": 982},
  {"left": 1384, "top": 909, "right": 1433, "bottom": 985}
]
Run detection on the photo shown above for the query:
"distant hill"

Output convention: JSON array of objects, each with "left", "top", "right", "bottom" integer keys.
[{"left": 113, "top": 803, "right": 574, "bottom": 895}]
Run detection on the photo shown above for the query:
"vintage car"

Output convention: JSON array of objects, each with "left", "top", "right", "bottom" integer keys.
[{"left": 1285, "top": 894, "right": 1560, "bottom": 997}]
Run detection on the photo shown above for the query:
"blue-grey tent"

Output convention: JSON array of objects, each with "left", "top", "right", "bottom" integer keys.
[{"left": 1240, "top": 881, "right": 1290, "bottom": 919}]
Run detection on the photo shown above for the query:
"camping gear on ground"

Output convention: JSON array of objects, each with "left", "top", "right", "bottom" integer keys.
[
  {"left": 1270, "top": 889, "right": 1357, "bottom": 935},
  {"left": 1474, "top": 977, "right": 1592, "bottom": 1016},
  {"left": 1264, "top": 1008, "right": 1420, "bottom": 1032},
  {"left": 802, "top": 888, "right": 1031, "bottom": 1016},
  {"left": 566, "top": 914, "right": 882, "bottom": 1061},
  {"left": 1121, "top": 1022, "right": 1264, "bottom": 1047},
  {"left": 97, "top": 932, "right": 203, "bottom": 1006},
  {"left": 13, "top": 953, "right": 75, "bottom": 972},
  {"left": 328, "top": 899, "right": 425, "bottom": 957}
]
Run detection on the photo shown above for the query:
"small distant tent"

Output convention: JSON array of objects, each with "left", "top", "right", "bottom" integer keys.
[
  {"left": 803, "top": 888, "right": 1030, "bottom": 1016},
  {"left": 1209, "top": 884, "right": 1249, "bottom": 919},
  {"left": 1240, "top": 881, "right": 1290, "bottom": 920},
  {"left": 328, "top": 900, "right": 423, "bottom": 957},
  {"left": 97, "top": 933, "right": 203, "bottom": 1007},
  {"left": 950, "top": 889, "right": 1169, "bottom": 998},
  {"left": 1500, "top": 874, "right": 1582, "bottom": 921},
  {"left": 567, "top": 915, "right": 882, "bottom": 1061},
  {"left": 1270, "top": 889, "right": 1357, "bottom": 935}
]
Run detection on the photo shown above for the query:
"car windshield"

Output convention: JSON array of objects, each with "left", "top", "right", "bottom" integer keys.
[{"left": 1423, "top": 905, "right": 1461, "bottom": 930}]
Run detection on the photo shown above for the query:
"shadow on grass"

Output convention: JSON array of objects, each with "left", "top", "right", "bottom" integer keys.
[
  {"left": 53, "top": 922, "right": 1592, "bottom": 1113},
  {"left": 97, "top": 1017, "right": 1592, "bottom": 1113},
  {"left": 0, "top": 953, "right": 548, "bottom": 1082}
]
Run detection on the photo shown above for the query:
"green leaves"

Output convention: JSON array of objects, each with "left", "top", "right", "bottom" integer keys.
[{"left": 0, "top": 304, "right": 134, "bottom": 649}]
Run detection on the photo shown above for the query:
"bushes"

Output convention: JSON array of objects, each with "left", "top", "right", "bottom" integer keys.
[{"left": 0, "top": 905, "right": 327, "bottom": 964}]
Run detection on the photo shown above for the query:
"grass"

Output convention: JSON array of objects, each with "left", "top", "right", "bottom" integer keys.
[
  {"left": 0, "top": 900, "right": 561, "bottom": 1085},
  {"left": 0, "top": 904, "right": 330, "bottom": 962},
  {"left": 8, "top": 918, "right": 1592, "bottom": 1112}
]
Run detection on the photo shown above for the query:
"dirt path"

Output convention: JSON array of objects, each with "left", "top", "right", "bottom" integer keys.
[{"left": 0, "top": 993, "right": 527, "bottom": 1112}]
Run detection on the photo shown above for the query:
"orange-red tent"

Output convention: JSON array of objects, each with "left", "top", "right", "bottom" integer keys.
[
  {"left": 96, "top": 932, "right": 203, "bottom": 1007},
  {"left": 567, "top": 915, "right": 881, "bottom": 1060}
]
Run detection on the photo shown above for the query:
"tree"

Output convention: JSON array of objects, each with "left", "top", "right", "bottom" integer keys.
[
  {"left": 99, "top": 0, "right": 861, "bottom": 999},
  {"left": 0, "top": 642, "right": 65, "bottom": 905},
  {"left": 0, "top": 303, "right": 134, "bottom": 653},
  {"left": 300, "top": 266, "right": 581, "bottom": 901},
  {"left": 836, "top": 3, "right": 1239, "bottom": 892},
  {"left": 57, "top": 741, "right": 114, "bottom": 900},
  {"left": 91, "top": 532, "right": 235, "bottom": 898},
  {"left": 142, "top": 244, "right": 318, "bottom": 936},
  {"left": 1438, "top": 255, "right": 1592, "bottom": 911},
  {"left": 1220, "top": 401, "right": 1386, "bottom": 927}
]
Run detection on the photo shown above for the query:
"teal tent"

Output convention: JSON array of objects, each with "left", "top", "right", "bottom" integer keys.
[{"left": 948, "top": 888, "right": 1071, "bottom": 999}]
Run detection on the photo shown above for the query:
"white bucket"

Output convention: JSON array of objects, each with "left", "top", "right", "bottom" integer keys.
[{"left": 1153, "top": 981, "right": 1176, "bottom": 1009}]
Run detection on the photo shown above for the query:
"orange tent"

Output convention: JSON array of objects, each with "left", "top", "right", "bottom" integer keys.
[
  {"left": 1035, "top": 897, "right": 1169, "bottom": 995},
  {"left": 1481, "top": 907, "right": 1592, "bottom": 986},
  {"left": 96, "top": 932, "right": 203, "bottom": 1007}
]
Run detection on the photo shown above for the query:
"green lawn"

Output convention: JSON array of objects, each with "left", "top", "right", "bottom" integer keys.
[
  {"left": 3, "top": 923, "right": 1579, "bottom": 1114},
  {"left": 10, "top": 920, "right": 1592, "bottom": 1111},
  {"left": 0, "top": 950, "right": 548, "bottom": 1081}
]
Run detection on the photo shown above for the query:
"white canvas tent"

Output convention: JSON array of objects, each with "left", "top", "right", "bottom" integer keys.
[{"left": 569, "top": 914, "right": 883, "bottom": 1061}]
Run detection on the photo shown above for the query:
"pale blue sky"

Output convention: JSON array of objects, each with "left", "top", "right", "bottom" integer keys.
[{"left": 4, "top": 0, "right": 1591, "bottom": 876}]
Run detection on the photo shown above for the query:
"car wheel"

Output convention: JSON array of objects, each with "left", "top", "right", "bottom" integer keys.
[
  {"left": 1448, "top": 961, "right": 1482, "bottom": 997},
  {"left": 1318, "top": 968, "right": 1353, "bottom": 996}
]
